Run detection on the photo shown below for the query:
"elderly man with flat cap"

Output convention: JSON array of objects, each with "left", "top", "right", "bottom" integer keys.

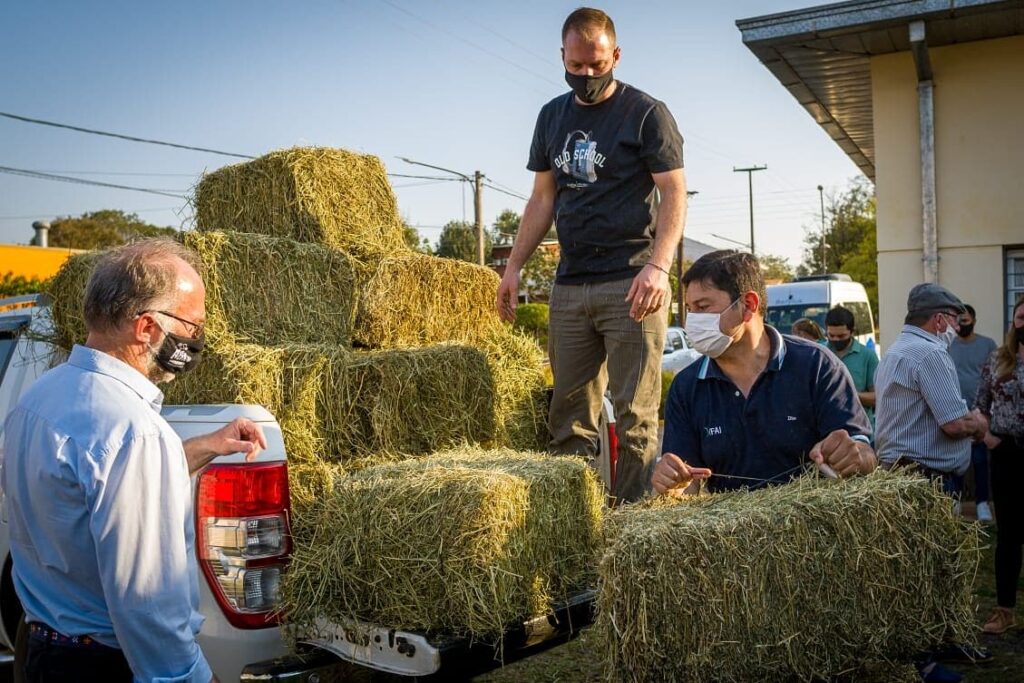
[{"left": 875, "top": 283, "right": 987, "bottom": 492}]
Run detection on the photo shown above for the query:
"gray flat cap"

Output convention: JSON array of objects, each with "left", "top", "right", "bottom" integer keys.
[{"left": 907, "top": 283, "right": 965, "bottom": 314}]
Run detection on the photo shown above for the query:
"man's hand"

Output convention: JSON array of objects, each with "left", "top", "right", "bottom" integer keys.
[
  {"left": 808, "top": 429, "right": 875, "bottom": 477},
  {"left": 496, "top": 270, "right": 521, "bottom": 323},
  {"left": 651, "top": 453, "right": 712, "bottom": 496},
  {"left": 626, "top": 264, "right": 670, "bottom": 321},
  {"left": 183, "top": 417, "right": 269, "bottom": 474}
]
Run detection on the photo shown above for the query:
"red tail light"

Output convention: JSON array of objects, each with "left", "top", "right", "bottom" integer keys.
[
  {"left": 196, "top": 462, "right": 291, "bottom": 629},
  {"left": 607, "top": 421, "right": 619, "bottom": 492}
]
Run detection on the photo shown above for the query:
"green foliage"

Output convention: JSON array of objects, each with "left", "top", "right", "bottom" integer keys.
[
  {"left": 760, "top": 254, "right": 794, "bottom": 283},
  {"left": 514, "top": 303, "right": 549, "bottom": 351},
  {"left": 522, "top": 248, "right": 559, "bottom": 302},
  {"left": 436, "top": 220, "right": 492, "bottom": 263},
  {"left": 0, "top": 272, "right": 48, "bottom": 297},
  {"left": 799, "top": 178, "right": 878, "bottom": 319},
  {"left": 401, "top": 221, "right": 433, "bottom": 254},
  {"left": 49, "top": 209, "right": 178, "bottom": 249},
  {"left": 659, "top": 369, "right": 675, "bottom": 419},
  {"left": 491, "top": 209, "right": 556, "bottom": 246}
]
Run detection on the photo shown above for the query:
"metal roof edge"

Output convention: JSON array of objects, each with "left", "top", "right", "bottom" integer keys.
[{"left": 736, "top": 0, "right": 1006, "bottom": 43}]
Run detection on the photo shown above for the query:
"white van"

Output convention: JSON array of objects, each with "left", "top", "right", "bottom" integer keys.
[{"left": 766, "top": 274, "right": 879, "bottom": 353}]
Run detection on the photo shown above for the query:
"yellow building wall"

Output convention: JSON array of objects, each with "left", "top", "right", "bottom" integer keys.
[
  {"left": 871, "top": 34, "right": 1024, "bottom": 346},
  {"left": 0, "top": 244, "right": 81, "bottom": 281}
]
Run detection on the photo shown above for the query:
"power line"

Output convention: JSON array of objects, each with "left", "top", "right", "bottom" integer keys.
[
  {"left": 0, "top": 206, "right": 181, "bottom": 220},
  {"left": 0, "top": 111, "right": 256, "bottom": 159},
  {"left": 0, "top": 165, "right": 188, "bottom": 198},
  {"left": 482, "top": 182, "right": 528, "bottom": 201},
  {"left": 379, "top": 0, "right": 562, "bottom": 89}
]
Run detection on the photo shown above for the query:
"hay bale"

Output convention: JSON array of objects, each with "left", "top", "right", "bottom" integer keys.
[
  {"left": 184, "top": 231, "right": 357, "bottom": 346},
  {"left": 193, "top": 147, "right": 406, "bottom": 260},
  {"left": 46, "top": 251, "right": 99, "bottom": 349},
  {"left": 596, "top": 471, "right": 981, "bottom": 683},
  {"left": 353, "top": 252, "right": 503, "bottom": 348},
  {"left": 282, "top": 448, "right": 604, "bottom": 640},
  {"left": 481, "top": 328, "right": 548, "bottom": 451}
]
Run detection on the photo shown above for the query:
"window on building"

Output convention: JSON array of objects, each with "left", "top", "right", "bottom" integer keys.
[{"left": 1006, "top": 248, "right": 1024, "bottom": 331}]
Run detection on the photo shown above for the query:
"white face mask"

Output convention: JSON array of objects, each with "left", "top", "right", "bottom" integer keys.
[
  {"left": 685, "top": 298, "right": 742, "bottom": 358},
  {"left": 937, "top": 318, "right": 958, "bottom": 347}
]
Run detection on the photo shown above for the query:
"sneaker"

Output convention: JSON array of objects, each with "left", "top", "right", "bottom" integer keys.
[
  {"left": 976, "top": 501, "right": 993, "bottom": 522},
  {"left": 982, "top": 607, "right": 1016, "bottom": 634}
]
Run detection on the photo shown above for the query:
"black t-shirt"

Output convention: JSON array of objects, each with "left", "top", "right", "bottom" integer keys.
[{"left": 527, "top": 82, "right": 684, "bottom": 284}]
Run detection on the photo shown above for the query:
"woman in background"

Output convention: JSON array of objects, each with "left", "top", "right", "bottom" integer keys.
[
  {"left": 791, "top": 318, "right": 826, "bottom": 344},
  {"left": 977, "top": 294, "right": 1024, "bottom": 635}
]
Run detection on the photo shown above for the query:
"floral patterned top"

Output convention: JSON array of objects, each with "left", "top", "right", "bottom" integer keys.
[{"left": 976, "top": 352, "right": 1024, "bottom": 438}]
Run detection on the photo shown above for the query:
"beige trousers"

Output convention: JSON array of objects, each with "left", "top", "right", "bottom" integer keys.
[{"left": 547, "top": 277, "right": 665, "bottom": 502}]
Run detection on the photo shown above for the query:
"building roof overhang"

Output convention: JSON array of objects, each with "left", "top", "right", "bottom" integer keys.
[{"left": 736, "top": 0, "right": 1024, "bottom": 180}]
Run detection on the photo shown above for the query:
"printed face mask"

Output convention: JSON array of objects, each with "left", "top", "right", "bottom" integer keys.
[
  {"left": 565, "top": 69, "right": 614, "bottom": 104},
  {"left": 152, "top": 325, "right": 204, "bottom": 375},
  {"left": 685, "top": 299, "right": 741, "bottom": 359}
]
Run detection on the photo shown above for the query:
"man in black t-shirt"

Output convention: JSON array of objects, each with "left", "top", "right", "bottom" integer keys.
[{"left": 495, "top": 7, "right": 687, "bottom": 502}]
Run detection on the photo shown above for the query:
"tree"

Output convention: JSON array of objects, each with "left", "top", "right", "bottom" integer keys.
[
  {"left": 436, "top": 220, "right": 492, "bottom": 263},
  {"left": 798, "top": 178, "right": 878, "bottom": 317},
  {"left": 48, "top": 210, "right": 178, "bottom": 249},
  {"left": 760, "top": 254, "right": 794, "bottom": 283},
  {"left": 401, "top": 220, "right": 432, "bottom": 254},
  {"left": 521, "top": 247, "right": 559, "bottom": 301},
  {"left": 490, "top": 209, "right": 556, "bottom": 246},
  {"left": 0, "top": 272, "right": 47, "bottom": 297}
]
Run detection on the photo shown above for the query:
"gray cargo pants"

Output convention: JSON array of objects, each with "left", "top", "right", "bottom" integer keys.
[{"left": 548, "top": 277, "right": 665, "bottom": 502}]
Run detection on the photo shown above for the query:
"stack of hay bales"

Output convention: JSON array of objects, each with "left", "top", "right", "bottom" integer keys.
[
  {"left": 596, "top": 471, "right": 981, "bottom": 683},
  {"left": 46, "top": 146, "right": 577, "bottom": 641}
]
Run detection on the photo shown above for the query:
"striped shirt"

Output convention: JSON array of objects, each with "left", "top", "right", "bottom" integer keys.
[{"left": 875, "top": 325, "right": 971, "bottom": 474}]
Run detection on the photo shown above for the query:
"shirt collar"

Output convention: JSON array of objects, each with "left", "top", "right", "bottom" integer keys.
[
  {"left": 698, "top": 325, "right": 786, "bottom": 381},
  {"left": 902, "top": 324, "right": 943, "bottom": 346},
  {"left": 68, "top": 345, "right": 164, "bottom": 411}
]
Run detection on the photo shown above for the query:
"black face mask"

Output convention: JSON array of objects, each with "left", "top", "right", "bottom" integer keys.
[
  {"left": 154, "top": 330, "right": 204, "bottom": 375},
  {"left": 1016, "top": 325, "right": 1024, "bottom": 347},
  {"left": 565, "top": 69, "right": 614, "bottom": 104},
  {"left": 957, "top": 323, "right": 975, "bottom": 338},
  {"left": 831, "top": 337, "right": 852, "bottom": 352}
]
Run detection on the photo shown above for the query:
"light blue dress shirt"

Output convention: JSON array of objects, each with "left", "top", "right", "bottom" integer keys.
[{"left": 1, "top": 346, "right": 212, "bottom": 683}]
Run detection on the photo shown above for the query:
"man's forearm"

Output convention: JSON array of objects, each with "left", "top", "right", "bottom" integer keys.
[
  {"left": 183, "top": 436, "right": 216, "bottom": 474},
  {"left": 648, "top": 170, "right": 688, "bottom": 270},
  {"left": 859, "top": 390, "right": 875, "bottom": 408},
  {"left": 507, "top": 194, "right": 555, "bottom": 273},
  {"left": 856, "top": 441, "right": 878, "bottom": 473}
]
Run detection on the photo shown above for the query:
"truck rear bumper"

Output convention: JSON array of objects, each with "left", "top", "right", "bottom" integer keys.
[{"left": 239, "top": 648, "right": 351, "bottom": 682}]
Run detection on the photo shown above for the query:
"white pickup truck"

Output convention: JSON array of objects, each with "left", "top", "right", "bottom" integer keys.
[{"left": 0, "top": 294, "right": 617, "bottom": 681}]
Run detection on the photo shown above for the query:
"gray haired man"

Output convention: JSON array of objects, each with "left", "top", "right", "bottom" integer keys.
[
  {"left": 3, "top": 238, "right": 265, "bottom": 682},
  {"left": 874, "top": 283, "right": 987, "bottom": 491}
]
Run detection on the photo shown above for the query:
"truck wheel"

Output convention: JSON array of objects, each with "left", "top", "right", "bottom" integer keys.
[{"left": 12, "top": 616, "right": 27, "bottom": 683}]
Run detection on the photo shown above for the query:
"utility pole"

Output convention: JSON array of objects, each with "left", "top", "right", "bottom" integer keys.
[
  {"left": 732, "top": 165, "right": 767, "bottom": 255},
  {"left": 398, "top": 157, "right": 486, "bottom": 266},
  {"left": 818, "top": 185, "right": 827, "bottom": 274},
  {"left": 474, "top": 171, "right": 484, "bottom": 266}
]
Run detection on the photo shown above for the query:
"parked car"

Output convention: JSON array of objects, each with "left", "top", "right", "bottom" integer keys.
[
  {"left": 0, "top": 294, "right": 617, "bottom": 681},
  {"left": 663, "top": 326, "right": 702, "bottom": 376}
]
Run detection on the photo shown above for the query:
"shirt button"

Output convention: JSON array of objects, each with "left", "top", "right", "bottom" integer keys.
[{"left": 734, "top": 391, "right": 740, "bottom": 397}]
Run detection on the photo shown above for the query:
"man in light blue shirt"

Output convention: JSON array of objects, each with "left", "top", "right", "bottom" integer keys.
[{"left": 2, "top": 239, "right": 267, "bottom": 683}]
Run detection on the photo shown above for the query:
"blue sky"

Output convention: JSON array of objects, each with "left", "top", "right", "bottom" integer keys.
[{"left": 0, "top": 0, "right": 862, "bottom": 266}]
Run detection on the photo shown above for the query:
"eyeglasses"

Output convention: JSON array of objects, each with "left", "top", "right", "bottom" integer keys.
[{"left": 138, "top": 309, "right": 204, "bottom": 339}]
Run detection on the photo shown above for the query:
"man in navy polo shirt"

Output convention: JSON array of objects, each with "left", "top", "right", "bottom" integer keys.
[{"left": 651, "top": 250, "right": 876, "bottom": 495}]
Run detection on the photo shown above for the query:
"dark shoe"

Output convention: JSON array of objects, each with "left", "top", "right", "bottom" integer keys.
[
  {"left": 934, "top": 642, "right": 993, "bottom": 662},
  {"left": 919, "top": 660, "right": 962, "bottom": 683}
]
